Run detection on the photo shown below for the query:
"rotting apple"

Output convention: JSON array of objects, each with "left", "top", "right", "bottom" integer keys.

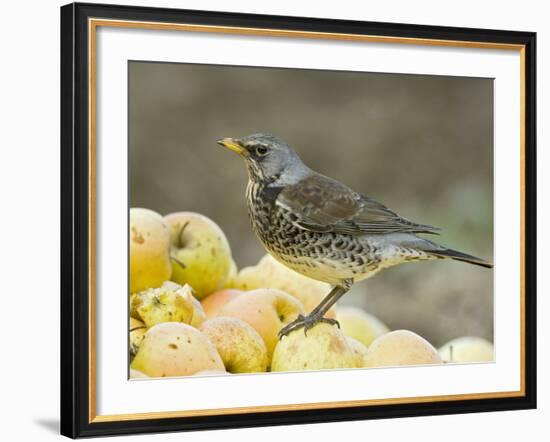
[
  {"left": 161, "top": 281, "right": 206, "bottom": 327},
  {"left": 130, "top": 284, "right": 194, "bottom": 329}
]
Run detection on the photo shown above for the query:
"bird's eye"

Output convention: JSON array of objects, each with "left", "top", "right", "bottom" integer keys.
[{"left": 255, "top": 145, "right": 269, "bottom": 156}]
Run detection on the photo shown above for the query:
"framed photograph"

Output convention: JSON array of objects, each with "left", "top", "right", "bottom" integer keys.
[{"left": 60, "top": 2, "right": 536, "bottom": 438}]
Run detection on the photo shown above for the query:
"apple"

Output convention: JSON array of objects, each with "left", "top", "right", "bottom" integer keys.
[
  {"left": 165, "top": 212, "right": 233, "bottom": 299},
  {"left": 346, "top": 336, "right": 369, "bottom": 368},
  {"left": 201, "top": 289, "right": 244, "bottom": 318},
  {"left": 271, "top": 323, "right": 359, "bottom": 372},
  {"left": 200, "top": 317, "right": 269, "bottom": 373},
  {"left": 438, "top": 336, "right": 494, "bottom": 363},
  {"left": 222, "top": 259, "right": 238, "bottom": 288},
  {"left": 231, "top": 254, "right": 335, "bottom": 318},
  {"left": 336, "top": 306, "right": 389, "bottom": 347},
  {"left": 129, "top": 208, "right": 172, "bottom": 294},
  {"left": 363, "top": 330, "right": 443, "bottom": 368},
  {"left": 130, "top": 284, "right": 194, "bottom": 328},
  {"left": 129, "top": 368, "right": 148, "bottom": 379},
  {"left": 189, "top": 296, "right": 206, "bottom": 328},
  {"left": 129, "top": 317, "right": 147, "bottom": 359},
  {"left": 192, "top": 370, "right": 228, "bottom": 377},
  {"left": 218, "top": 288, "right": 304, "bottom": 360},
  {"left": 131, "top": 322, "right": 224, "bottom": 377},
  {"left": 160, "top": 281, "right": 206, "bottom": 327}
]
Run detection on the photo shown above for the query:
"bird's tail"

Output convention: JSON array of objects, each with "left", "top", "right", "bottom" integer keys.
[{"left": 428, "top": 248, "right": 493, "bottom": 269}]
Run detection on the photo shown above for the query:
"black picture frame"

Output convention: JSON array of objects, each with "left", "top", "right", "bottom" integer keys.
[{"left": 60, "top": 2, "right": 537, "bottom": 438}]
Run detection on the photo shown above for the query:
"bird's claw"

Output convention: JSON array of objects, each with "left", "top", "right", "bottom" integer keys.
[
  {"left": 277, "top": 314, "right": 305, "bottom": 338},
  {"left": 278, "top": 314, "right": 340, "bottom": 339}
]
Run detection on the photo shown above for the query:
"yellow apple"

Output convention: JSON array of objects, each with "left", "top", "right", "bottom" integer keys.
[
  {"left": 160, "top": 281, "right": 206, "bottom": 327},
  {"left": 336, "top": 306, "right": 389, "bottom": 347},
  {"left": 363, "top": 330, "right": 443, "bottom": 368},
  {"left": 130, "top": 284, "right": 194, "bottom": 328},
  {"left": 200, "top": 317, "right": 269, "bottom": 373},
  {"left": 129, "top": 208, "right": 172, "bottom": 293},
  {"left": 271, "top": 323, "right": 359, "bottom": 372},
  {"left": 201, "top": 289, "right": 244, "bottom": 318},
  {"left": 165, "top": 212, "right": 233, "bottom": 299},
  {"left": 346, "top": 336, "right": 369, "bottom": 367},
  {"left": 231, "top": 254, "right": 334, "bottom": 317},
  {"left": 131, "top": 322, "right": 224, "bottom": 377},
  {"left": 218, "top": 288, "right": 304, "bottom": 360},
  {"left": 192, "top": 369, "right": 229, "bottom": 377},
  {"left": 438, "top": 336, "right": 494, "bottom": 363},
  {"left": 129, "top": 318, "right": 147, "bottom": 359}
]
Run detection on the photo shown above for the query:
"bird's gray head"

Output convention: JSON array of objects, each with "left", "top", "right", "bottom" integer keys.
[{"left": 217, "top": 133, "right": 306, "bottom": 183}]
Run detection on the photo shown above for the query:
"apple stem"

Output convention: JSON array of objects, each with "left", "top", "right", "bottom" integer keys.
[
  {"left": 171, "top": 256, "right": 186, "bottom": 269},
  {"left": 177, "top": 221, "right": 191, "bottom": 248}
]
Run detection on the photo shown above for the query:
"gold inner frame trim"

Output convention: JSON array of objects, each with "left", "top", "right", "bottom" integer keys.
[
  {"left": 88, "top": 18, "right": 527, "bottom": 424},
  {"left": 92, "top": 390, "right": 524, "bottom": 423}
]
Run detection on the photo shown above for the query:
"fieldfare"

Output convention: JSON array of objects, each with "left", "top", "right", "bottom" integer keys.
[{"left": 218, "top": 133, "right": 492, "bottom": 338}]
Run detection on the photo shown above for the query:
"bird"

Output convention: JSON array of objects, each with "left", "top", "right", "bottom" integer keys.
[{"left": 217, "top": 133, "right": 493, "bottom": 338}]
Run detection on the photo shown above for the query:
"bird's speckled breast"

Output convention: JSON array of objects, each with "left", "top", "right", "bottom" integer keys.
[{"left": 245, "top": 181, "right": 398, "bottom": 285}]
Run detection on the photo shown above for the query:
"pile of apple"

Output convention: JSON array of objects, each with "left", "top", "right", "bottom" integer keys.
[{"left": 129, "top": 208, "right": 494, "bottom": 379}]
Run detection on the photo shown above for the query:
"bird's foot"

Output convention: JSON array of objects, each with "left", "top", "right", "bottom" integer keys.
[{"left": 278, "top": 313, "right": 340, "bottom": 339}]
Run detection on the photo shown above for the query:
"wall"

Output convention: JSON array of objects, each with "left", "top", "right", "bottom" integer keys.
[{"left": 0, "top": 1, "right": 545, "bottom": 441}]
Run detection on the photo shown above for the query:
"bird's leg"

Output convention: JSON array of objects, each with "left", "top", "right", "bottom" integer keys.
[
  {"left": 278, "top": 279, "right": 353, "bottom": 338},
  {"left": 309, "top": 278, "right": 353, "bottom": 317}
]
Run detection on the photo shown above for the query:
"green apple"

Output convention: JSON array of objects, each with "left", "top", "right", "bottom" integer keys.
[
  {"left": 131, "top": 322, "right": 224, "bottom": 377},
  {"left": 438, "top": 336, "right": 494, "bottom": 363},
  {"left": 129, "top": 208, "right": 172, "bottom": 294},
  {"left": 271, "top": 323, "right": 359, "bottom": 372},
  {"left": 200, "top": 317, "right": 269, "bottom": 373},
  {"left": 165, "top": 212, "right": 233, "bottom": 299},
  {"left": 363, "top": 330, "right": 443, "bottom": 368},
  {"left": 231, "top": 254, "right": 334, "bottom": 318},
  {"left": 336, "top": 306, "right": 389, "bottom": 347},
  {"left": 222, "top": 259, "right": 238, "bottom": 288}
]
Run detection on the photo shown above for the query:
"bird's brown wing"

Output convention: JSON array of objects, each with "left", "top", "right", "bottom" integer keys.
[{"left": 276, "top": 174, "right": 440, "bottom": 235}]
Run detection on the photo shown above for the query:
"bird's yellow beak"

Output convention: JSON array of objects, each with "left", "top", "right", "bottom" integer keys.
[{"left": 217, "top": 138, "right": 246, "bottom": 155}]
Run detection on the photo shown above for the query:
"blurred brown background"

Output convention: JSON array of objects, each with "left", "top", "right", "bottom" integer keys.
[{"left": 129, "top": 61, "right": 493, "bottom": 347}]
